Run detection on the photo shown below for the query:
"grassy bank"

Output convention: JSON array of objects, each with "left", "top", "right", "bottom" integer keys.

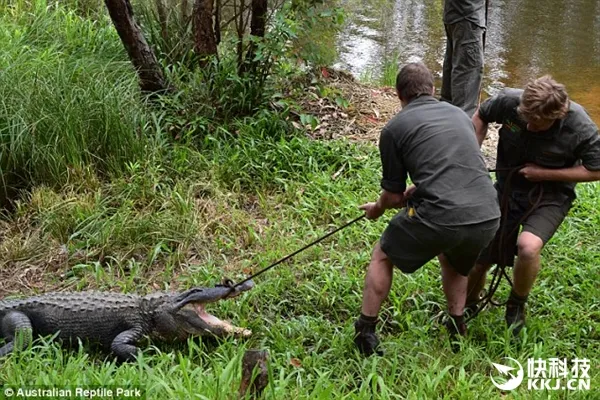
[
  {"left": 0, "top": 2, "right": 599, "bottom": 399},
  {"left": 2, "top": 138, "right": 598, "bottom": 399}
]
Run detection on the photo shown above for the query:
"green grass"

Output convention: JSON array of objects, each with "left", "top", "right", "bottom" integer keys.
[
  {"left": 0, "top": 2, "right": 599, "bottom": 399},
  {"left": 358, "top": 46, "right": 400, "bottom": 88},
  {"left": 1, "top": 133, "right": 598, "bottom": 398},
  {"left": 0, "top": 0, "right": 148, "bottom": 202}
]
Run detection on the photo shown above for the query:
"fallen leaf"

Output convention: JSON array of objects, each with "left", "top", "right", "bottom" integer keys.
[
  {"left": 332, "top": 164, "right": 345, "bottom": 180},
  {"left": 290, "top": 358, "right": 302, "bottom": 368}
]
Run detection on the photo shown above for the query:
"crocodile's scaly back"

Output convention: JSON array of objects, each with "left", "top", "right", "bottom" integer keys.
[{"left": 0, "top": 292, "right": 151, "bottom": 348}]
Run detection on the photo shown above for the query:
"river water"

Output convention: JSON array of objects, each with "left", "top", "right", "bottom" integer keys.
[{"left": 334, "top": 0, "right": 600, "bottom": 125}]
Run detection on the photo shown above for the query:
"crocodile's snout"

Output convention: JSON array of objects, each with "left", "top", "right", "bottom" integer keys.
[
  {"left": 171, "top": 279, "right": 255, "bottom": 338},
  {"left": 228, "top": 279, "right": 255, "bottom": 296}
]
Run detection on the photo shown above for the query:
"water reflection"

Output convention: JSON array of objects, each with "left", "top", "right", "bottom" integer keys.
[{"left": 335, "top": 0, "right": 600, "bottom": 124}]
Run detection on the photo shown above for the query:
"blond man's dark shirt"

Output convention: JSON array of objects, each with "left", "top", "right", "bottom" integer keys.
[{"left": 478, "top": 88, "right": 600, "bottom": 200}]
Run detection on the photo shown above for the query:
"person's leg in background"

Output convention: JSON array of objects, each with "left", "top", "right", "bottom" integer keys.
[
  {"left": 446, "top": 20, "right": 484, "bottom": 117},
  {"left": 440, "top": 23, "right": 454, "bottom": 104}
]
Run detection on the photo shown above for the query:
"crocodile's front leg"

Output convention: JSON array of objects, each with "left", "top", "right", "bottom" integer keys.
[
  {"left": 1, "top": 311, "right": 33, "bottom": 357},
  {"left": 0, "top": 341, "right": 15, "bottom": 357},
  {"left": 110, "top": 328, "right": 144, "bottom": 362}
]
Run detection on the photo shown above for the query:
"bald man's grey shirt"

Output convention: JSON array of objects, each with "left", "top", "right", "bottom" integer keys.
[{"left": 379, "top": 95, "right": 500, "bottom": 226}]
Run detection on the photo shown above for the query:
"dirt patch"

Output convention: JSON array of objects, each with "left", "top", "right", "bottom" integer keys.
[
  {"left": 0, "top": 223, "right": 69, "bottom": 297},
  {"left": 295, "top": 67, "right": 400, "bottom": 142},
  {"left": 298, "top": 67, "right": 499, "bottom": 168},
  {"left": 480, "top": 124, "right": 500, "bottom": 168},
  {"left": 0, "top": 188, "right": 274, "bottom": 297}
]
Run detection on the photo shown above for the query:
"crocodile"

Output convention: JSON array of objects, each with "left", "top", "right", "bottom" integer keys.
[{"left": 0, "top": 280, "right": 254, "bottom": 361}]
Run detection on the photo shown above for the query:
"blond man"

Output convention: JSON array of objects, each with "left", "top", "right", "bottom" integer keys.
[{"left": 467, "top": 76, "right": 600, "bottom": 334}]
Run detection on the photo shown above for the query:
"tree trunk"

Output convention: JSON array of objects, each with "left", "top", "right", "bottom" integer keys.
[
  {"left": 236, "top": 0, "right": 246, "bottom": 71},
  {"left": 214, "top": 0, "right": 221, "bottom": 45},
  {"left": 241, "top": 0, "right": 267, "bottom": 75},
  {"left": 155, "top": 0, "right": 168, "bottom": 43},
  {"left": 193, "top": 0, "right": 218, "bottom": 65},
  {"left": 249, "top": 0, "right": 267, "bottom": 38},
  {"left": 104, "top": 0, "right": 170, "bottom": 94}
]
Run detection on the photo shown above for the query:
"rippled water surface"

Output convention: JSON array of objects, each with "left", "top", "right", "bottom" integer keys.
[{"left": 334, "top": 0, "right": 600, "bottom": 124}]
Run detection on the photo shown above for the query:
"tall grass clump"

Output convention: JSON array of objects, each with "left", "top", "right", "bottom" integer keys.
[
  {"left": 359, "top": 50, "right": 399, "bottom": 87},
  {"left": 380, "top": 51, "right": 400, "bottom": 87},
  {"left": 192, "top": 115, "right": 378, "bottom": 194},
  {"left": 133, "top": 0, "right": 196, "bottom": 70},
  {"left": 0, "top": 1, "right": 150, "bottom": 202}
]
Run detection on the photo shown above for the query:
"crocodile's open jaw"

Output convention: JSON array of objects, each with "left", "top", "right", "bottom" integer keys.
[
  {"left": 195, "top": 304, "right": 252, "bottom": 337},
  {"left": 171, "top": 279, "right": 254, "bottom": 338},
  {"left": 180, "top": 303, "right": 252, "bottom": 337}
]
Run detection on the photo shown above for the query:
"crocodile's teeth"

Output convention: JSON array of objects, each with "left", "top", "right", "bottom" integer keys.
[
  {"left": 195, "top": 304, "right": 252, "bottom": 337},
  {"left": 238, "top": 328, "right": 252, "bottom": 337}
]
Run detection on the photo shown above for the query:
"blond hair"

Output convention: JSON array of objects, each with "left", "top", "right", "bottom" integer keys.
[{"left": 518, "top": 75, "right": 570, "bottom": 121}]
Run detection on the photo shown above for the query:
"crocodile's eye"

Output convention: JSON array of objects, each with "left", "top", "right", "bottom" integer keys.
[
  {"left": 174, "top": 288, "right": 204, "bottom": 302},
  {"left": 222, "top": 278, "right": 234, "bottom": 288},
  {"left": 215, "top": 278, "right": 234, "bottom": 288}
]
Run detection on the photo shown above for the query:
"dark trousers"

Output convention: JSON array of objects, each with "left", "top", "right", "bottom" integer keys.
[{"left": 440, "top": 20, "right": 484, "bottom": 117}]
